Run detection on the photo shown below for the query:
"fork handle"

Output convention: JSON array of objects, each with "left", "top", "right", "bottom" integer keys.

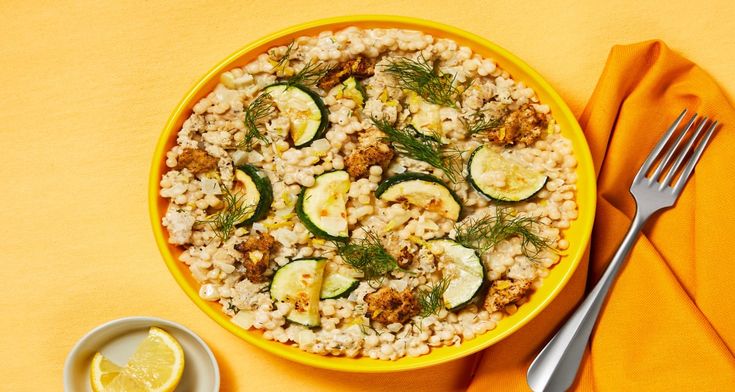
[{"left": 527, "top": 212, "right": 649, "bottom": 392}]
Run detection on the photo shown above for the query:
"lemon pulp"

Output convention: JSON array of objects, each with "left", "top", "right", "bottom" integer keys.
[{"left": 89, "top": 327, "right": 185, "bottom": 392}]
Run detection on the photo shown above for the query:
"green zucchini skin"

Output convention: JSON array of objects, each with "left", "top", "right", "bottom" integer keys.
[
  {"left": 265, "top": 83, "right": 329, "bottom": 148},
  {"left": 352, "top": 78, "right": 367, "bottom": 102},
  {"left": 375, "top": 172, "right": 463, "bottom": 218},
  {"left": 236, "top": 164, "right": 273, "bottom": 226},
  {"left": 319, "top": 277, "right": 359, "bottom": 300},
  {"left": 375, "top": 172, "right": 449, "bottom": 197},
  {"left": 295, "top": 170, "right": 350, "bottom": 242},
  {"left": 466, "top": 145, "right": 548, "bottom": 202}
]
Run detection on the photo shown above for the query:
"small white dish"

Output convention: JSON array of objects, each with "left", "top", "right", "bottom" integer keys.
[{"left": 64, "top": 316, "right": 220, "bottom": 391}]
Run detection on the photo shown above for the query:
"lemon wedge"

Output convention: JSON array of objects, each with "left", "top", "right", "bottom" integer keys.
[{"left": 90, "top": 327, "right": 185, "bottom": 392}]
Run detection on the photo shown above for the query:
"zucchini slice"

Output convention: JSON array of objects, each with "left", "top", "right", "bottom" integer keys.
[
  {"left": 233, "top": 164, "right": 273, "bottom": 226},
  {"left": 264, "top": 83, "right": 328, "bottom": 148},
  {"left": 296, "top": 170, "right": 350, "bottom": 240},
  {"left": 270, "top": 258, "right": 327, "bottom": 327},
  {"left": 467, "top": 145, "right": 548, "bottom": 202},
  {"left": 375, "top": 172, "right": 462, "bottom": 221},
  {"left": 430, "top": 239, "right": 484, "bottom": 310},
  {"left": 320, "top": 269, "right": 359, "bottom": 299},
  {"left": 336, "top": 76, "right": 367, "bottom": 108}
]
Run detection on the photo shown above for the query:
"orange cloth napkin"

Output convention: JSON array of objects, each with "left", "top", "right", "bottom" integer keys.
[{"left": 467, "top": 41, "right": 735, "bottom": 391}]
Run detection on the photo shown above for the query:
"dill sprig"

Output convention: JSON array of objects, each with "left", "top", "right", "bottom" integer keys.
[
  {"left": 454, "top": 208, "right": 553, "bottom": 259},
  {"left": 461, "top": 110, "right": 504, "bottom": 135},
  {"left": 417, "top": 278, "right": 450, "bottom": 317},
  {"left": 358, "top": 322, "right": 376, "bottom": 335},
  {"left": 371, "top": 117, "right": 463, "bottom": 182},
  {"left": 272, "top": 40, "right": 295, "bottom": 69},
  {"left": 197, "top": 183, "right": 254, "bottom": 242},
  {"left": 334, "top": 230, "right": 398, "bottom": 282},
  {"left": 383, "top": 55, "right": 460, "bottom": 107},
  {"left": 238, "top": 92, "right": 276, "bottom": 150},
  {"left": 225, "top": 301, "right": 240, "bottom": 314},
  {"left": 284, "top": 60, "right": 332, "bottom": 87}
]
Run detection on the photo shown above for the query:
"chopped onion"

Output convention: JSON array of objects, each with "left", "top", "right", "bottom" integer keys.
[
  {"left": 232, "top": 310, "right": 256, "bottom": 329},
  {"left": 230, "top": 150, "right": 248, "bottom": 166},
  {"left": 247, "top": 150, "right": 265, "bottom": 163},
  {"left": 200, "top": 177, "right": 222, "bottom": 195}
]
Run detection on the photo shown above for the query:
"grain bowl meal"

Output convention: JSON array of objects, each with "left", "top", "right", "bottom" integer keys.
[{"left": 159, "top": 26, "right": 579, "bottom": 361}]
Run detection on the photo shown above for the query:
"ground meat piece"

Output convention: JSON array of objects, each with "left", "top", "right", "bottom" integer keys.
[
  {"left": 384, "top": 236, "right": 416, "bottom": 269},
  {"left": 344, "top": 128, "right": 394, "bottom": 178},
  {"left": 484, "top": 104, "right": 548, "bottom": 145},
  {"left": 317, "top": 56, "right": 376, "bottom": 91},
  {"left": 345, "top": 145, "right": 394, "bottom": 178},
  {"left": 175, "top": 148, "right": 218, "bottom": 174},
  {"left": 365, "top": 287, "right": 419, "bottom": 324},
  {"left": 483, "top": 279, "right": 532, "bottom": 313},
  {"left": 394, "top": 246, "right": 414, "bottom": 269},
  {"left": 234, "top": 233, "right": 276, "bottom": 283}
]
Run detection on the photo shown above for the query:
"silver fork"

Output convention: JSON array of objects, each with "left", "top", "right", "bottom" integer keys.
[{"left": 526, "top": 109, "right": 718, "bottom": 392}]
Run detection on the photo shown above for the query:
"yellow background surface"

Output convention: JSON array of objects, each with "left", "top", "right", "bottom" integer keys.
[{"left": 1, "top": 1, "right": 734, "bottom": 391}]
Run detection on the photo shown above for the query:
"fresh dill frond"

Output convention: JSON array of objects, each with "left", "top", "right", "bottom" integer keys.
[
  {"left": 197, "top": 183, "right": 254, "bottom": 242},
  {"left": 358, "top": 322, "right": 376, "bottom": 335},
  {"left": 383, "top": 55, "right": 460, "bottom": 107},
  {"left": 225, "top": 301, "right": 240, "bottom": 314},
  {"left": 371, "top": 117, "right": 463, "bottom": 182},
  {"left": 284, "top": 60, "right": 332, "bottom": 87},
  {"left": 239, "top": 92, "right": 276, "bottom": 150},
  {"left": 461, "top": 110, "right": 504, "bottom": 135},
  {"left": 334, "top": 230, "right": 398, "bottom": 282},
  {"left": 453, "top": 208, "right": 553, "bottom": 259},
  {"left": 417, "top": 278, "right": 450, "bottom": 317},
  {"left": 272, "top": 40, "right": 295, "bottom": 69},
  {"left": 460, "top": 77, "right": 476, "bottom": 93}
]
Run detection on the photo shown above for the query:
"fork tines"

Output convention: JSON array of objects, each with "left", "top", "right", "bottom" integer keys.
[{"left": 634, "top": 109, "right": 718, "bottom": 193}]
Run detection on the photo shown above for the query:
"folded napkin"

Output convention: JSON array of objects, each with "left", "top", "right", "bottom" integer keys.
[{"left": 467, "top": 41, "right": 735, "bottom": 391}]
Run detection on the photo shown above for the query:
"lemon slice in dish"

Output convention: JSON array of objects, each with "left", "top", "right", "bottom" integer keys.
[
  {"left": 90, "top": 327, "right": 185, "bottom": 392},
  {"left": 89, "top": 353, "right": 123, "bottom": 390}
]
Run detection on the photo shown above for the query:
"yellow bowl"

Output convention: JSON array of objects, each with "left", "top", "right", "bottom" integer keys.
[{"left": 149, "top": 15, "right": 596, "bottom": 372}]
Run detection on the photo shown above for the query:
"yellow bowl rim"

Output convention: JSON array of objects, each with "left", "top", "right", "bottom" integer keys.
[{"left": 148, "top": 14, "right": 597, "bottom": 373}]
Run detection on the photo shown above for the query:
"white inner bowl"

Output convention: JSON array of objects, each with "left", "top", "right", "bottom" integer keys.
[{"left": 64, "top": 316, "right": 220, "bottom": 391}]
